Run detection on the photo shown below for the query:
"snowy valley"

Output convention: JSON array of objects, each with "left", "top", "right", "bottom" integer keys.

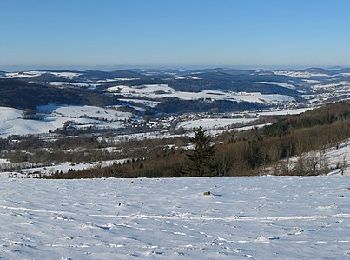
[{"left": 1, "top": 68, "right": 350, "bottom": 178}]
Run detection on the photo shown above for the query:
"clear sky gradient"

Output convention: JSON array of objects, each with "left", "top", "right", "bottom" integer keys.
[{"left": 1, "top": 0, "right": 349, "bottom": 69}]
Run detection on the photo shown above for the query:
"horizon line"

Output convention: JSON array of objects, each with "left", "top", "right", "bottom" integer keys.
[{"left": 1, "top": 64, "right": 349, "bottom": 72}]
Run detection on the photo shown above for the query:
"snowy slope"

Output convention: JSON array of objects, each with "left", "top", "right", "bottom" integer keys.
[
  {"left": 177, "top": 118, "right": 257, "bottom": 130},
  {"left": 258, "top": 82, "right": 296, "bottom": 90},
  {"left": 49, "top": 72, "right": 81, "bottom": 79},
  {"left": 48, "top": 105, "right": 131, "bottom": 121},
  {"left": 274, "top": 139, "right": 350, "bottom": 177},
  {"left": 2, "top": 71, "right": 46, "bottom": 78},
  {"left": 0, "top": 107, "right": 23, "bottom": 121},
  {"left": 0, "top": 177, "right": 349, "bottom": 259},
  {"left": 0, "top": 105, "right": 131, "bottom": 137},
  {"left": 0, "top": 106, "right": 68, "bottom": 137},
  {"left": 108, "top": 85, "right": 295, "bottom": 104},
  {"left": 273, "top": 70, "right": 330, "bottom": 78}
]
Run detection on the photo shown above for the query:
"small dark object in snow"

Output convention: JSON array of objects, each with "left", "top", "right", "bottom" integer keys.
[
  {"left": 268, "top": 236, "right": 280, "bottom": 240},
  {"left": 118, "top": 202, "right": 122, "bottom": 206},
  {"left": 203, "top": 191, "right": 211, "bottom": 196}
]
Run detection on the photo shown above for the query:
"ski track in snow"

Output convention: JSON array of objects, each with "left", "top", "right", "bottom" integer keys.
[{"left": 0, "top": 176, "right": 350, "bottom": 259}]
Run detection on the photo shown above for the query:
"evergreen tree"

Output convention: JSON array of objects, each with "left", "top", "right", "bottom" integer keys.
[{"left": 184, "top": 127, "right": 217, "bottom": 176}]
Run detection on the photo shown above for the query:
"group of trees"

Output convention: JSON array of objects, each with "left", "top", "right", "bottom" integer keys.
[
  {"left": 2, "top": 133, "right": 190, "bottom": 167},
  {"left": 148, "top": 98, "right": 268, "bottom": 114}
]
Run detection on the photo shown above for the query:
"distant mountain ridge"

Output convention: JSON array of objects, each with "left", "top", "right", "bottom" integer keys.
[{"left": 0, "top": 67, "right": 349, "bottom": 115}]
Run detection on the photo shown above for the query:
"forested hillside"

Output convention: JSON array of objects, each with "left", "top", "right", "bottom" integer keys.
[{"left": 0, "top": 79, "right": 118, "bottom": 109}]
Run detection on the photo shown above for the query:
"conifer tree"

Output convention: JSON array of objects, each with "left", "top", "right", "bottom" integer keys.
[{"left": 185, "top": 127, "right": 217, "bottom": 176}]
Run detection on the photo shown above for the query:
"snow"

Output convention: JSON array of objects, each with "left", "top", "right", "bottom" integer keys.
[
  {"left": 1, "top": 71, "right": 81, "bottom": 79},
  {"left": 175, "top": 76, "right": 202, "bottom": 80},
  {"left": 0, "top": 176, "right": 349, "bottom": 258},
  {"left": 257, "top": 107, "right": 314, "bottom": 116},
  {"left": 46, "top": 72, "right": 81, "bottom": 79},
  {"left": 258, "top": 81, "right": 296, "bottom": 90},
  {"left": 0, "top": 106, "right": 67, "bottom": 137},
  {"left": 279, "top": 139, "right": 350, "bottom": 177},
  {"left": 108, "top": 85, "right": 295, "bottom": 104},
  {"left": 273, "top": 71, "right": 330, "bottom": 78},
  {"left": 177, "top": 118, "right": 257, "bottom": 130},
  {"left": 0, "top": 105, "right": 132, "bottom": 138},
  {"left": 311, "top": 81, "right": 350, "bottom": 90},
  {"left": 49, "top": 82, "right": 101, "bottom": 89},
  {"left": 106, "top": 85, "right": 130, "bottom": 92},
  {"left": 0, "top": 158, "right": 10, "bottom": 164},
  {"left": 234, "top": 123, "right": 272, "bottom": 132},
  {"left": 0, "top": 106, "right": 23, "bottom": 121},
  {"left": 0, "top": 117, "right": 66, "bottom": 137},
  {"left": 235, "top": 93, "right": 294, "bottom": 104},
  {"left": 119, "top": 98, "right": 160, "bottom": 108},
  {"left": 0, "top": 159, "right": 130, "bottom": 178},
  {"left": 261, "top": 136, "right": 350, "bottom": 178},
  {"left": 303, "top": 79, "right": 321, "bottom": 84},
  {"left": 51, "top": 105, "right": 131, "bottom": 121},
  {"left": 114, "top": 77, "right": 140, "bottom": 81},
  {"left": 2, "top": 71, "right": 45, "bottom": 78},
  {"left": 108, "top": 84, "right": 173, "bottom": 95}
]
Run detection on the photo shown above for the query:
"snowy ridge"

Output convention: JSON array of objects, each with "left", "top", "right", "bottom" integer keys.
[
  {"left": 1, "top": 71, "right": 81, "bottom": 79},
  {"left": 266, "top": 138, "right": 350, "bottom": 176},
  {"left": 273, "top": 70, "right": 330, "bottom": 78}
]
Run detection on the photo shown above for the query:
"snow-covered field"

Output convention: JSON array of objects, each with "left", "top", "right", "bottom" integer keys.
[
  {"left": 0, "top": 177, "right": 349, "bottom": 259},
  {"left": 175, "top": 107, "right": 312, "bottom": 133},
  {"left": 177, "top": 118, "right": 257, "bottom": 130},
  {"left": 38, "top": 104, "right": 131, "bottom": 122},
  {"left": 257, "top": 107, "right": 314, "bottom": 116},
  {"left": 0, "top": 106, "right": 70, "bottom": 137},
  {"left": 0, "top": 105, "right": 131, "bottom": 137},
  {"left": 108, "top": 84, "right": 295, "bottom": 104}
]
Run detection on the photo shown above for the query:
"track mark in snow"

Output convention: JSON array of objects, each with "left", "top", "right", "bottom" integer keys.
[
  {"left": 0, "top": 205, "right": 65, "bottom": 214},
  {"left": 88, "top": 213, "right": 350, "bottom": 222}
]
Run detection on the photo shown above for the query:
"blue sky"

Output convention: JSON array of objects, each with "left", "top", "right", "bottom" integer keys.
[{"left": 1, "top": 0, "right": 349, "bottom": 69}]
